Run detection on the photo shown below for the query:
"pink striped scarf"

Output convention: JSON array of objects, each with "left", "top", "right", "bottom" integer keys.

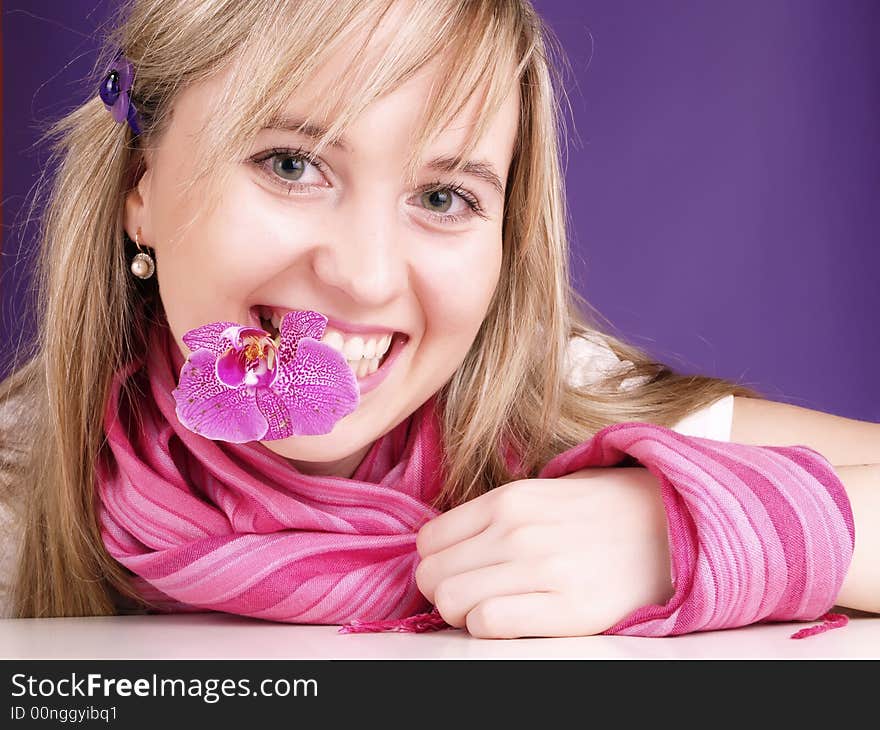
[{"left": 96, "top": 323, "right": 854, "bottom": 637}]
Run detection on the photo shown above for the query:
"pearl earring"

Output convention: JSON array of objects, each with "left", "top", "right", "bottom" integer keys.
[{"left": 130, "top": 226, "right": 155, "bottom": 279}]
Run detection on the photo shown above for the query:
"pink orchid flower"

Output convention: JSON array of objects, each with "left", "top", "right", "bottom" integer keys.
[{"left": 172, "top": 310, "right": 359, "bottom": 443}]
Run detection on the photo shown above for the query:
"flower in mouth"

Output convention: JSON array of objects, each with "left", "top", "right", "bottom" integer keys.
[{"left": 172, "top": 310, "right": 359, "bottom": 443}]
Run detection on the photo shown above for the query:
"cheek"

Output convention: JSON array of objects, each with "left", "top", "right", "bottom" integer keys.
[
  {"left": 414, "top": 230, "right": 503, "bottom": 340},
  {"left": 153, "top": 181, "right": 310, "bottom": 305}
]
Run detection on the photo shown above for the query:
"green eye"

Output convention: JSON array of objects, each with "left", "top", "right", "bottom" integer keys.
[
  {"left": 250, "top": 146, "right": 486, "bottom": 225},
  {"left": 272, "top": 155, "right": 307, "bottom": 182},
  {"left": 422, "top": 189, "right": 452, "bottom": 213}
]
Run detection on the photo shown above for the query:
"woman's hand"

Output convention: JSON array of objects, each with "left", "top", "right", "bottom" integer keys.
[{"left": 415, "top": 467, "right": 676, "bottom": 639}]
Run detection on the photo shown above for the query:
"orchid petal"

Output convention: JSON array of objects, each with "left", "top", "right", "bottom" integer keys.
[
  {"left": 277, "top": 310, "right": 328, "bottom": 365},
  {"left": 216, "top": 338, "right": 277, "bottom": 389},
  {"left": 254, "top": 387, "right": 296, "bottom": 441},
  {"left": 268, "top": 337, "right": 359, "bottom": 436},
  {"left": 215, "top": 347, "right": 248, "bottom": 388},
  {"left": 182, "top": 320, "right": 241, "bottom": 357},
  {"left": 172, "top": 349, "right": 268, "bottom": 442},
  {"left": 223, "top": 326, "right": 272, "bottom": 349}
]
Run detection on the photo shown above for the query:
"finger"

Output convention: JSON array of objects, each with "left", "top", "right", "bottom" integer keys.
[
  {"left": 466, "top": 593, "right": 583, "bottom": 639},
  {"left": 416, "top": 525, "right": 505, "bottom": 603},
  {"left": 416, "top": 492, "right": 494, "bottom": 558},
  {"left": 431, "top": 559, "right": 549, "bottom": 629}
]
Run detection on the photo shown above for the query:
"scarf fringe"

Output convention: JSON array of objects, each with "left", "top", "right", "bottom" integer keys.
[
  {"left": 789, "top": 612, "right": 849, "bottom": 640},
  {"left": 338, "top": 607, "right": 452, "bottom": 634},
  {"left": 337, "top": 609, "right": 851, "bottom": 639}
]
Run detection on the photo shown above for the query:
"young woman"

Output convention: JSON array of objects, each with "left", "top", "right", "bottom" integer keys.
[{"left": 0, "top": 0, "right": 876, "bottom": 637}]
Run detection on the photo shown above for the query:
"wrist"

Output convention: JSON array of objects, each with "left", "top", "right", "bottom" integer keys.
[
  {"left": 631, "top": 467, "right": 676, "bottom": 609},
  {"left": 834, "top": 463, "right": 880, "bottom": 613},
  {"left": 592, "top": 466, "right": 676, "bottom": 617}
]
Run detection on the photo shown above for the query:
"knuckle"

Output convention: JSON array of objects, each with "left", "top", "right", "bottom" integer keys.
[
  {"left": 414, "top": 557, "right": 435, "bottom": 593},
  {"left": 492, "top": 483, "right": 529, "bottom": 523},
  {"left": 415, "top": 524, "right": 432, "bottom": 556},
  {"left": 433, "top": 582, "right": 462, "bottom": 626},
  {"left": 504, "top": 523, "right": 541, "bottom": 553},
  {"left": 467, "top": 600, "right": 505, "bottom": 638}
]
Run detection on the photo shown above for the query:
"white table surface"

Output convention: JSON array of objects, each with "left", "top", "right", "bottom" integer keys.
[{"left": 1, "top": 614, "right": 879, "bottom": 659}]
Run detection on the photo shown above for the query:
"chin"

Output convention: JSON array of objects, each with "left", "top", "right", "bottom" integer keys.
[{"left": 259, "top": 427, "right": 363, "bottom": 461}]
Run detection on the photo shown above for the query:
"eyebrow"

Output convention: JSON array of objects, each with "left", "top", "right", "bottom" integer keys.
[{"left": 262, "top": 114, "right": 506, "bottom": 197}]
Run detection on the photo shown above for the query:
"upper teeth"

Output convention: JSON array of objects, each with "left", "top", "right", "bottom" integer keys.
[
  {"left": 264, "top": 309, "right": 393, "bottom": 361},
  {"left": 324, "top": 330, "right": 392, "bottom": 361}
]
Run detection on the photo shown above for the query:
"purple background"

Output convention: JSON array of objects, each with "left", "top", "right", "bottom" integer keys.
[{"left": 2, "top": 1, "right": 878, "bottom": 421}]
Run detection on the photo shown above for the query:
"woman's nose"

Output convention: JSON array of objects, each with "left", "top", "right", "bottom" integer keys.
[{"left": 312, "top": 206, "right": 408, "bottom": 307}]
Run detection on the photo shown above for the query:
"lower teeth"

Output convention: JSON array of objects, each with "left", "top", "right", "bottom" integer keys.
[
  {"left": 351, "top": 354, "right": 382, "bottom": 377},
  {"left": 352, "top": 341, "right": 395, "bottom": 377}
]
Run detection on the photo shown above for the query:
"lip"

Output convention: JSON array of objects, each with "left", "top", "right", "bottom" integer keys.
[
  {"left": 324, "top": 314, "right": 397, "bottom": 337},
  {"left": 250, "top": 305, "right": 399, "bottom": 337}
]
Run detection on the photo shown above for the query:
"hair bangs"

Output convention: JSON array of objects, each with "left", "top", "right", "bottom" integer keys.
[
  {"left": 401, "top": 2, "right": 533, "bottom": 187},
  {"left": 176, "top": 0, "right": 532, "bottom": 222},
  {"left": 173, "top": 1, "right": 381, "bottom": 224}
]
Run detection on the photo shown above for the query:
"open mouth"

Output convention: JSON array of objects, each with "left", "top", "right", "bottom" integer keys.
[{"left": 250, "top": 306, "right": 408, "bottom": 380}]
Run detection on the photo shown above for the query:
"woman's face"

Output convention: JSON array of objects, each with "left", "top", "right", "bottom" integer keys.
[{"left": 125, "top": 50, "right": 520, "bottom": 478}]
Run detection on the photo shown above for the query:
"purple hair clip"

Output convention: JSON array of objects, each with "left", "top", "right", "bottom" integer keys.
[{"left": 99, "top": 54, "right": 143, "bottom": 136}]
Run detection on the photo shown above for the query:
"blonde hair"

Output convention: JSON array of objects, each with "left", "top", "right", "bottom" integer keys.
[{"left": 0, "top": 0, "right": 761, "bottom": 618}]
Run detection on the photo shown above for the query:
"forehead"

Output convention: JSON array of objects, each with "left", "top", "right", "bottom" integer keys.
[
  {"left": 266, "top": 62, "right": 522, "bottom": 167},
  {"left": 282, "top": 3, "right": 520, "bottom": 151},
  {"left": 285, "top": 3, "right": 521, "bottom": 151},
  {"left": 172, "top": 0, "right": 520, "bottom": 159}
]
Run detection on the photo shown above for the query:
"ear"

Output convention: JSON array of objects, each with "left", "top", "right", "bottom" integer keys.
[{"left": 123, "top": 153, "right": 156, "bottom": 249}]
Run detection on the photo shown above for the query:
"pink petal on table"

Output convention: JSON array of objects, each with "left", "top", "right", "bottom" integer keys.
[
  {"left": 172, "top": 349, "right": 268, "bottom": 442},
  {"left": 270, "top": 337, "right": 359, "bottom": 436}
]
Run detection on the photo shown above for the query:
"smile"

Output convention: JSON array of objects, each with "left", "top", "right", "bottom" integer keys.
[{"left": 249, "top": 305, "right": 410, "bottom": 391}]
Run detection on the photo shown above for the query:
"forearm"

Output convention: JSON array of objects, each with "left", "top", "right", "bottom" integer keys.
[
  {"left": 539, "top": 423, "right": 856, "bottom": 636},
  {"left": 616, "top": 462, "right": 878, "bottom": 616},
  {"left": 834, "top": 463, "right": 880, "bottom": 613}
]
